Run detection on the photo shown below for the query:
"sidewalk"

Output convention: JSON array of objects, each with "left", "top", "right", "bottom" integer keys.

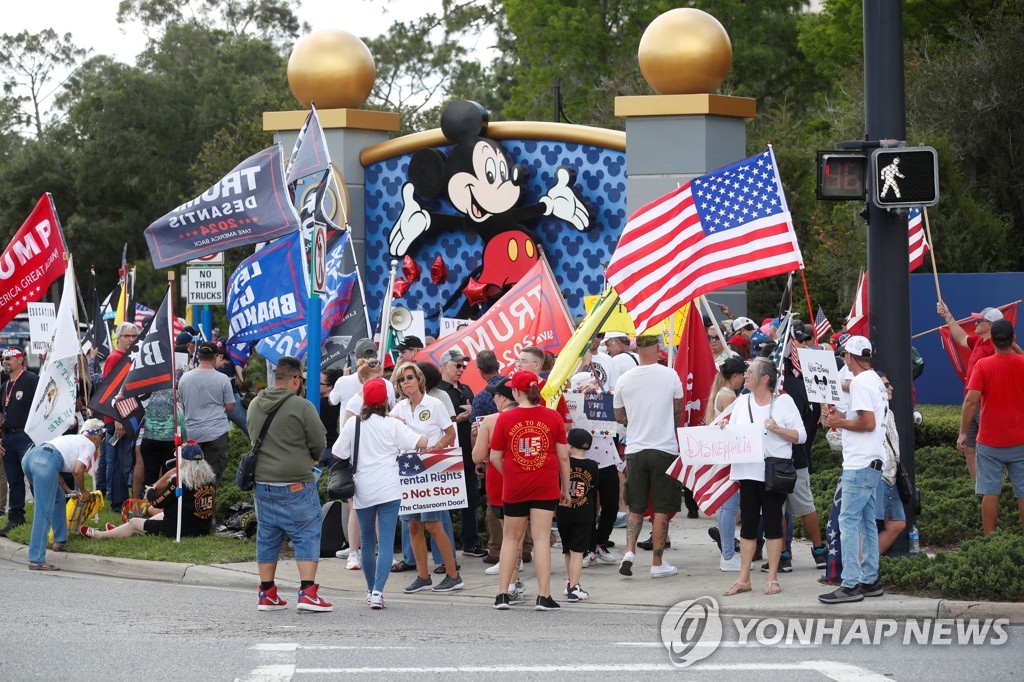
[{"left": 3, "top": 514, "right": 1022, "bottom": 622}]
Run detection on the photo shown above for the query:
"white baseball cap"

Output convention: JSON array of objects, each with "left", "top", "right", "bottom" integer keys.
[
  {"left": 843, "top": 335, "right": 873, "bottom": 358},
  {"left": 732, "top": 316, "right": 757, "bottom": 331}
]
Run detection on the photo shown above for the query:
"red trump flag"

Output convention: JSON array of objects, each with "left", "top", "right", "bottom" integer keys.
[{"left": 0, "top": 194, "right": 68, "bottom": 330}]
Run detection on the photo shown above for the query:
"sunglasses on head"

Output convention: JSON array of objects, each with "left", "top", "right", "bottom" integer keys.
[{"left": 367, "top": 360, "right": 381, "bottom": 368}]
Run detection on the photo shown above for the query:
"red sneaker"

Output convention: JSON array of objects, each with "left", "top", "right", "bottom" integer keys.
[
  {"left": 257, "top": 585, "right": 288, "bottom": 611},
  {"left": 79, "top": 525, "right": 95, "bottom": 539},
  {"left": 105, "top": 523, "right": 116, "bottom": 531},
  {"left": 297, "top": 584, "right": 333, "bottom": 612}
]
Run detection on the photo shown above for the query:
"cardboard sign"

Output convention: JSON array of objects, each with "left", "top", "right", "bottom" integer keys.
[
  {"left": 563, "top": 389, "right": 617, "bottom": 436},
  {"left": 439, "top": 317, "right": 472, "bottom": 339},
  {"left": 676, "top": 423, "right": 765, "bottom": 465},
  {"left": 27, "top": 302, "right": 56, "bottom": 353},
  {"left": 398, "top": 449, "right": 468, "bottom": 516},
  {"left": 797, "top": 347, "right": 843, "bottom": 404}
]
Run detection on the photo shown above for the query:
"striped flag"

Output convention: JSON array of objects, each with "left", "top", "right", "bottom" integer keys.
[
  {"left": 814, "top": 306, "right": 832, "bottom": 341},
  {"left": 845, "top": 271, "right": 869, "bottom": 338},
  {"left": 908, "top": 207, "right": 928, "bottom": 271},
  {"left": 606, "top": 147, "right": 804, "bottom": 334},
  {"left": 666, "top": 456, "right": 738, "bottom": 516}
]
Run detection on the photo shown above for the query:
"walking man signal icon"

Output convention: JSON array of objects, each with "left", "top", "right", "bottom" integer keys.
[
  {"left": 879, "top": 156, "right": 904, "bottom": 199},
  {"left": 870, "top": 146, "right": 939, "bottom": 209}
]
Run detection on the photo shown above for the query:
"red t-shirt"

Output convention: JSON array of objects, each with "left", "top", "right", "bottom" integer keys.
[
  {"left": 965, "top": 335, "right": 994, "bottom": 390},
  {"left": 967, "top": 352, "right": 1024, "bottom": 447},
  {"left": 489, "top": 404, "right": 567, "bottom": 504}
]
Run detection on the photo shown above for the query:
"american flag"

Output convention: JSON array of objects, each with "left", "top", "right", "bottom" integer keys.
[
  {"left": 666, "top": 456, "right": 738, "bottom": 516},
  {"left": 814, "top": 306, "right": 833, "bottom": 341},
  {"left": 606, "top": 148, "right": 804, "bottom": 334},
  {"left": 822, "top": 481, "right": 844, "bottom": 582},
  {"left": 845, "top": 271, "right": 869, "bottom": 338},
  {"left": 398, "top": 450, "right": 463, "bottom": 478},
  {"left": 907, "top": 207, "right": 928, "bottom": 271}
]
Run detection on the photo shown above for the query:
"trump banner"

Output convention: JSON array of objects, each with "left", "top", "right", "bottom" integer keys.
[
  {"left": 398, "top": 449, "right": 468, "bottom": 516},
  {"left": 0, "top": 194, "right": 67, "bottom": 331},
  {"left": 145, "top": 145, "right": 301, "bottom": 268},
  {"left": 227, "top": 231, "right": 308, "bottom": 345}
]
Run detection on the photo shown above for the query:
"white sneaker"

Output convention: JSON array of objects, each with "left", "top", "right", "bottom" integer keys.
[
  {"left": 650, "top": 562, "right": 679, "bottom": 578},
  {"left": 369, "top": 592, "right": 385, "bottom": 609},
  {"left": 485, "top": 563, "right": 501, "bottom": 575},
  {"left": 335, "top": 547, "right": 352, "bottom": 559},
  {"left": 595, "top": 547, "right": 617, "bottom": 563},
  {"left": 346, "top": 552, "right": 362, "bottom": 570},
  {"left": 581, "top": 552, "right": 596, "bottom": 568},
  {"left": 719, "top": 554, "right": 742, "bottom": 572}
]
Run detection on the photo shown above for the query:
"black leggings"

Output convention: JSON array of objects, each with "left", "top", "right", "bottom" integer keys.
[
  {"left": 739, "top": 479, "right": 786, "bottom": 540},
  {"left": 139, "top": 439, "right": 174, "bottom": 488},
  {"left": 590, "top": 465, "right": 620, "bottom": 551}
]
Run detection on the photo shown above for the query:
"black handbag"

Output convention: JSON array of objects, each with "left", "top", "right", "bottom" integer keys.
[
  {"left": 751, "top": 397, "right": 798, "bottom": 495},
  {"left": 328, "top": 417, "right": 360, "bottom": 500},
  {"left": 235, "top": 395, "right": 292, "bottom": 491}
]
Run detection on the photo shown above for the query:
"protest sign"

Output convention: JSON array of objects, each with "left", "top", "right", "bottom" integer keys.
[
  {"left": 440, "top": 317, "right": 472, "bottom": 338},
  {"left": 398, "top": 449, "right": 468, "bottom": 516},
  {"left": 27, "top": 302, "right": 56, "bottom": 353},
  {"left": 563, "top": 389, "right": 617, "bottom": 436},
  {"left": 676, "top": 423, "right": 765, "bottom": 466},
  {"left": 797, "top": 347, "right": 843, "bottom": 404}
]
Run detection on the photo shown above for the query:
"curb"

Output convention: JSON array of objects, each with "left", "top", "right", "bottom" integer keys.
[{"left": 938, "top": 599, "right": 1024, "bottom": 624}]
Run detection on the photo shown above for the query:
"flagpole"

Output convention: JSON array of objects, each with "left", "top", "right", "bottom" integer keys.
[
  {"left": 168, "top": 272, "right": 183, "bottom": 543},
  {"left": 378, "top": 260, "right": 399, "bottom": 364},
  {"left": 911, "top": 300, "right": 1023, "bottom": 339},
  {"left": 346, "top": 235, "right": 373, "bottom": 342},
  {"left": 799, "top": 270, "right": 817, "bottom": 345},
  {"left": 307, "top": 226, "right": 322, "bottom": 411},
  {"left": 698, "top": 296, "right": 726, "bottom": 361},
  {"left": 923, "top": 207, "right": 942, "bottom": 302}
]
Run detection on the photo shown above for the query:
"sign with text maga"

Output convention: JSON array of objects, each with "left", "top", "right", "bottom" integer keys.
[
  {"left": 563, "top": 389, "right": 617, "bottom": 436},
  {"left": 676, "top": 423, "right": 765, "bottom": 465},
  {"left": 27, "top": 302, "right": 56, "bottom": 353},
  {"left": 0, "top": 194, "right": 67, "bottom": 332},
  {"left": 420, "top": 259, "right": 575, "bottom": 393},
  {"left": 186, "top": 266, "right": 224, "bottom": 305},
  {"left": 145, "top": 145, "right": 302, "bottom": 268},
  {"left": 398, "top": 449, "right": 468, "bottom": 516},
  {"left": 797, "top": 347, "right": 843, "bottom": 405}
]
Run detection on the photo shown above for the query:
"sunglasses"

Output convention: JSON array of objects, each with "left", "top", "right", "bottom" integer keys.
[
  {"left": 708, "top": 335, "right": 721, "bottom": 341},
  {"left": 399, "top": 374, "right": 417, "bottom": 382},
  {"left": 367, "top": 360, "right": 381, "bottom": 368},
  {"left": 453, "top": 363, "right": 466, "bottom": 370},
  {"left": 883, "top": 382, "right": 892, "bottom": 389}
]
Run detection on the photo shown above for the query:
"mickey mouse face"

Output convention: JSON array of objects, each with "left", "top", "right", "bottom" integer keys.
[{"left": 447, "top": 141, "right": 522, "bottom": 223}]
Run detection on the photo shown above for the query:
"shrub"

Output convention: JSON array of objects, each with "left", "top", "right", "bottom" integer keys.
[
  {"left": 217, "top": 426, "right": 255, "bottom": 519},
  {"left": 915, "top": 405, "right": 961, "bottom": 449}
]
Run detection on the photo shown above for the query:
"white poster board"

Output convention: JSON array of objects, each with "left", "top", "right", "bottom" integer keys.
[
  {"left": 398, "top": 449, "right": 468, "bottom": 515},
  {"left": 797, "top": 347, "right": 843, "bottom": 405},
  {"left": 27, "top": 302, "right": 56, "bottom": 353},
  {"left": 439, "top": 317, "right": 472, "bottom": 339},
  {"left": 563, "top": 389, "right": 617, "bottom": 437},
  {"left": 676, "top": 423, "right": 765, "bottom": 466}
]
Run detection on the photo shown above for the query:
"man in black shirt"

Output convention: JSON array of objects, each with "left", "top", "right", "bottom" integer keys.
[{"left": 0, "top": 347, "right": 40, "bottom": 534}]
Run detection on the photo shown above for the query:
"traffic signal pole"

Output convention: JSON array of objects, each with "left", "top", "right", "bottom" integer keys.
[{"left": 864, "top": 0, "right": 915, "bottom": 552}]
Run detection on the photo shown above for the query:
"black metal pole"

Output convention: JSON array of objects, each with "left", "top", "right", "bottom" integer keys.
[{"left": 864, "top": 0, "right": 915, "bottom": 554}]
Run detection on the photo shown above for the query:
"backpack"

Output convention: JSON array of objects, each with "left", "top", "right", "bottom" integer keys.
[{"left": 319, "top": 500, "right": 347, "bottom": 557}]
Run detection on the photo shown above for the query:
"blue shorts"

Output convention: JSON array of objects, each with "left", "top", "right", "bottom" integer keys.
[
  {"left": 254, "top": 481, "right": 322, "bottom": 563},
  {"left": 874, "top": 479, "right": 906, "bottom": 521},
  {"left": 976, "top": 442, "right": 1024, "bottom": 498},
  {"left": 404, "top": 510, "right": 448, "bottom": 523}
]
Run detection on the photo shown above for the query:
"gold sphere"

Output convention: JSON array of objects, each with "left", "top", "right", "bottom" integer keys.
[
  {"left": 638, "top": 8, "right": 732, "bottom": 95},
  {"left": 288, "top": 29, "right": 376, "bottom": 109}
]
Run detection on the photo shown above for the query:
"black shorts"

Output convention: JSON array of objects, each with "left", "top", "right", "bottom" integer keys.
[
  {"left": 491, "top": 504, "right": 504, "bottom": 520},
  {"left": 557, "top": 520, "right": 591, "bottom": 554},
  {"left": 503, "top": 499, "right": 559, "bottom": 517},
  {"left": 143, "top": 518, "right": 165, "bottom": 536}
]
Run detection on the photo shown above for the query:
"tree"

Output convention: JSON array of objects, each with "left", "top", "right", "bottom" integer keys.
[
  {"left": 117, "top": 0, "right": 306, "bottom": 46},
  {"left": 0, "top": 29, "right": 87, "bottom": 139}
]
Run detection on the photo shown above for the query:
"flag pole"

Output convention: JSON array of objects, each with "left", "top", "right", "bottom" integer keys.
[
  {"left": 698, "top": 296, "right": 726, "bottom": 361},
  {"left": 923, "top": 207, "right": 942, "bottom": 302},
  {"left": 306, "top": 225, "right": 322, "bottom": 412},
  {"left": 378, "top": 260, "right": 398, "bottom": 364},
  {"left": 799, "top": 270, "right": 817, "bottom": 345},
  {"left": 911, "top": 300, "right": 1023, "bottom": 339},
  {"left": 168, "top": 272, "right": 183, "bottom": 543},
  {"left": 346, "top": 236, "right": 373, "bottom": 343}
]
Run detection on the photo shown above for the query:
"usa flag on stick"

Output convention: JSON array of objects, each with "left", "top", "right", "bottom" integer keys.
[
  {"left": 814, "top": 306, "right": 833, "bottom": 341},
  {"left": 606, "top": 147, "right": 804, "bottom": 334}
]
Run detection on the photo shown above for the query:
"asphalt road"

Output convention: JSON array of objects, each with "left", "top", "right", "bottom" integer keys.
[{"left": 2, "top": 559, "right": 1021, "bottom": 681}]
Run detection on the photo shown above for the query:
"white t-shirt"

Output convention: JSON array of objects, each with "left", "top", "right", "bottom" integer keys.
[
  {"left": 333, "top": 414, "right": 421, "bottom": 509},
  {"left": 330, "top": 374, "right": 396, "bottom": 406},
  {"left": 588, "top": 352, "right": 621, "bottom": 392},
  {"left": 837, "top": 364, "right": 853, "bottom": 412},
  {"left": 390, "top": 394, "right": 453, "bottom": 445},
  {"left": 841, "top": 369, "right": 888, "bottom": 469},
  {"left": 48, "top": 434, "right": 97, "bottom": 473},
  {"left": 611, "top": 351, "right": 640, "bottom": 380},
  {"left": 728, "top": 393, "right": 806, "bottom": 482},
  {"left": 569, "top": 373, "right": 620, "bottom": 469},
  {"left": 613, "top": 363, "right": 684, "bottom": 455}
]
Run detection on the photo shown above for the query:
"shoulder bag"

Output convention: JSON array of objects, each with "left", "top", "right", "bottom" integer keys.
[
  {"left": 756, "top": 396, "right": 797, "bottom": 495},
  {"left": 235, "top": 395, "right": 293, "bottom": 491},
  {"left": 328, "top": 417, "right": 360, "bottom": 500}
]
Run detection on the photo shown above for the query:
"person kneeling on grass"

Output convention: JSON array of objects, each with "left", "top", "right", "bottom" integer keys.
[{"left": 80, "top": 441, "right": 215, "bottom": 540}]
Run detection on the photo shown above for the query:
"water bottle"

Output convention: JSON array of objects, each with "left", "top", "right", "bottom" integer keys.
[{"left": 908, "top": 524, "right": 920, "bottom": 554}]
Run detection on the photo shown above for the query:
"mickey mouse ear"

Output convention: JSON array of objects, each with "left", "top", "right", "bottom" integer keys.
[{"left": 440, "top": 100, "right": 488, "bottom": 142}]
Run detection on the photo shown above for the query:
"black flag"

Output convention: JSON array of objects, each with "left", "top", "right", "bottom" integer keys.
[{"left": 123, "top": 287, "right": 174, "bottom": 398}]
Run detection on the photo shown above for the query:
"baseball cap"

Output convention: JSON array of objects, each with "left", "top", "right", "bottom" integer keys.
[
  {"left": 180, "top": 441, "right": 205, "bottom": 461},
  {"left": 567, "top": 428, "right": 593, "bottom": 451},
  {"left": 362, "top": 378, "right": 388, "bottom": 407},
  {"left": 844, "top": 335, "right": 873, "bottom": 358},
  {"left": 175, "top": 331, "right": 196, "bottom": 345},
  {"left": 383, "top": 354, "right": 395, "bottom": 370},
  {"left": 732, "top": 316, "right": 757, "bottom": 331},
  {"left": 507, "top": 370, "right": 539, "bottom": 391},
  {"left": 604, "top": 331, "right": 630, "bottom": 343},
  {"left": 396, "top": 335, "right": 424, "bottom": 351},
  {"left": 792, "top": 326, "right": 807, "bottom": 342},
  {"left": 990, "top": 319, "right": 1014, "bottom": 344},
  {"left": 485, "top": 377, "right": 515, "bottom": 401},
  {"left": 2, "top": 347, "right": 24, "bottom": 359},
  {"left": 353, "top": 338, "right": 377, "bottom": 359},
  {"left": 970, "top": 307, "right": 1003, "bottom": 323},
  {"left": 439, "top": 349, "right": 466, "bottom": 365},
  {"left": 719, "top": 356, "right": 746, "bottom": 377},
  {"left": 197, "top": 341, "right": 217, "bottom": 356}
]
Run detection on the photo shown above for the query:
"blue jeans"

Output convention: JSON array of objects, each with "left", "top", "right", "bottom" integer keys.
[
  {"left": 103, "top": 428, "right": 136, "bottom": 511},
  {"left": 717, "top": 491, "right": 740, "bottom": 560},
  {"left": 1, "top": 431, "right": 34, "bottom": 525},
  {"left": 356, "top": 499, "right": 400, "bottom": 594},
  {"left": 401, "top": 511, "right": 456, "bottom": 565},
  {"left": 839, "top": 466, "right": 883, "bottom": 589},
  {"left": 254, "top": 481, "right": 322, "bottom": 563},
  {"left": 23, "top": 445, "right": 67, "bottom": 564},
  {"left": 226, "top": 392, "right": 249, "bottom": 437}
]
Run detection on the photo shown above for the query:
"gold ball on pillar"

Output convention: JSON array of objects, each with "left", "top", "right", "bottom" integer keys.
[
  {"left": 287, "top": 29, "right": 376, "bottom": 109},
  {"left": 637, "top": 8, "right": 732, "bottom": 95}
]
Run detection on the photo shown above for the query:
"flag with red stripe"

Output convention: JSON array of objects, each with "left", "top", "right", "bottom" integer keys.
[
  {"left": 606, "top": 147, "right": 804, "bottom": 334},
  {"left": 939, "top": 302, "right": 1019, "bottom": 384},
  {"left": 666, "top": 456, "right": 738, "bottom": 516},
  {"left": 814, "top": 306, "right": 832, "bottom": 342},
  {"left": 845, "top": 271, "right": 869, "bottom": 338}
]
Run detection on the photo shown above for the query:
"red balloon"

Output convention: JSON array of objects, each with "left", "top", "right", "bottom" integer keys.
[
  {"left": 402, "top": 255, "right": 421, "bottom": 283},
  {"left": 462, "top": 279, "right": 494, "bottom": 307},
  {"left": 430, "top": 255, "right": 449, "bottom": 285},
  {"left": 392, "top": 279, "right": 410, "bottom": 299}
]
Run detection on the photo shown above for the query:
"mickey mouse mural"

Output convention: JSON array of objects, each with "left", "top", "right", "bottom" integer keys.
[{"left": 386, "top": 100, "right": 592, "bottom": 314}]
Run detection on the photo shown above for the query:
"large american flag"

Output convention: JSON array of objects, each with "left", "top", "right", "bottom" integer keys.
[
  {"left": 398, "top": 450, "right": 463, "bottom": 478},
  {"left": 606, "top": 147, "right": 804, "bottom": 334},
  {"left": 666, "top": 456, "right": 738, "bottom": 516}
]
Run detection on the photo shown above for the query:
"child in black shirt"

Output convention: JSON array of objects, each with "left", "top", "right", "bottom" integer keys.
[{"left": 557, "top": 428, "right": 599, "bottom": 602}]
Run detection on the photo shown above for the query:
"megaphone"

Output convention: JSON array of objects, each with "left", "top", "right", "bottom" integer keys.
[{"left": 390, "top": 306, "right": 413, "bottom": 332}]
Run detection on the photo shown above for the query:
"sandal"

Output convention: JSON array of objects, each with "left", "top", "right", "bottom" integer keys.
[
  {"left": 390, "top": 560, "right": 415, "bottom": 573},
  {"left": 51, "top": 542, "right": 66, "bottom": 552},
  {"left": 28, "top": 561, "right": 60, "bottom": 571},
  {"left": 764, "top": 580, "right": 782, "bottom": 595},
  {"left": 723, "top": 580, "right": 751, "bottom": 596}
]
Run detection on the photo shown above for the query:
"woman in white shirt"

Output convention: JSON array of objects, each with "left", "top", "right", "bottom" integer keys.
[
  {"left": 334, "top": 378, "right": 427, "bottom": 609},
  {"left": 722, "top": 358, "right": 806, "bottom": 597}
]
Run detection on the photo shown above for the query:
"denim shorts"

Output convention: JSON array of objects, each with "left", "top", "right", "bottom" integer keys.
[
  {"left": 254, "top": 481, "right": 322, "bottom": 563},
  {"left": 404, "top": 510, "right": 448, "bottom": 523},
  {"left": 874, "top": 479, "right": 906, "bottom": 521},
  {"left": 976, "top": 442, "right": 1024, "bottom": 497}
]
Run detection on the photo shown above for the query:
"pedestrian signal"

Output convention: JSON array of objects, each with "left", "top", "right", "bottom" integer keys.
[{"left": 870, "top": 146, "right": 939, "bottom": 209}]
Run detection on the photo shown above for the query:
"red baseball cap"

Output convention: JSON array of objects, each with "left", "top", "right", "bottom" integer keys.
[
  {"left": 507, "top": 370, "right": 540, "bottom": 391},
  {"left": 362, "top": 378, "right": 388, "bottom": 407}
]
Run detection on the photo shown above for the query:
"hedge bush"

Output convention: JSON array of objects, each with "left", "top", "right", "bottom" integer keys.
[{"left": 916, "top": 404, "right": 961, "bottom": 449}]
